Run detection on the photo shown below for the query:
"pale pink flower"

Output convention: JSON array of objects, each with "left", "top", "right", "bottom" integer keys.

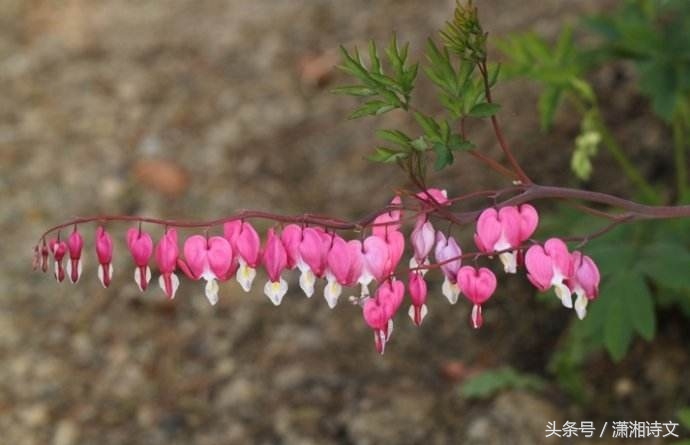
[
  {"left": 408, "top": 271, "right": 428, "bottom": 326},
  {"left": 434, "top": 231, "right": 462, "bottom": 304},
  {"left": 410, "top": 216, "right": 435, "bottom": 263},
  {"left": 372, "top": 195, "right": 402, "bottom": 238},
  {"left": 568, "top": 251, "right": 600, "bottom": 319}
]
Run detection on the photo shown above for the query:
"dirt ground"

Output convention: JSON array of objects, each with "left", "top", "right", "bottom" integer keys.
[{"left": 1, "top": 0, "right": 687, "bottom": 444}]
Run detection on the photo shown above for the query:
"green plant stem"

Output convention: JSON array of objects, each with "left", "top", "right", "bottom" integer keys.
[{"left": 673, "top": 114, "right": 688, "bottom": 202}]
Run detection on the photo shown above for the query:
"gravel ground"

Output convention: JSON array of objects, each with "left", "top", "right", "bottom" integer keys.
[{"left": 1, "top": 1, "right": 686, "bottom": 444}]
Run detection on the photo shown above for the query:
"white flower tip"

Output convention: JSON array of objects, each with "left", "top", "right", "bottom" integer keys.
[
  {"left": 442, "top": 278, "right": 460, "bottom": 305},
  {"left": 324, "top": 280, "right": 342, "bottom": 309},
  {"left": 499, "top": 252, "right": 517, "bottom": 274},
  {"left": 554, "top": 283, "right": 573, "bottom": 308},
  {"left": 299, "top": 270, "right": 315, "bottom": 298},
  {"left": 205, "top": 279, "right": 219, "bottom": 305},
  {"left": 574, "top": 293, "right": 588, "bottom": 319},
  {"left": 98, "top": 263, "right": 113, "bottom": 288},
  {"left": 134, "top": 266, "right": 152, "bottom": 292},
  {"left": 408, "top": 304, "right": 428, "bottom": 326},
  {"left": 158, "top": 273, "right": 179, "bottom": 299},
  {"left": 264, "top": 279, "right": 288, "bottom": 306},
  {"left": 236, "top": 264, "right": 256, "bottom": 292}
]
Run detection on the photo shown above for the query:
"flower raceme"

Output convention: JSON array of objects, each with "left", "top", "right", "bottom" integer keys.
[{"left": 34, "top": 192, "right": 602, "bottom": 354}]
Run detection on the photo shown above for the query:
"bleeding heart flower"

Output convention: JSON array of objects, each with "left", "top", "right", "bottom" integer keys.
[
  {"left": 415, "top": 188, "right": 450, "bottom": 207},
  {"left": 568, "top": 251, "right": 600, "bottom": 319},
  {"left": 474, "top": 204, "right": 539, "bottom": 274},
  {"left": 95, "top": 226, "right": 114, "bottom": 288},
  {"left": 362, "top": 235, "right": 390, "bottom": 284},
  {"left": 66, "top": 229, "right": 84, "bottom": 284},
  {"left": 280, "top": 224, "right": 302, "bottom": 270},
  {"left": 263, "top": 228, "right": 288, "bottom": 306},
  {"left": 408, "top": 271, "right": 428, "bottom": 326},
  {"left": 324, "top": 235, "right": 350, "bottom": 309},
  {"left": 126, "top": 228, "right": 153, "bottom": 292},
  {"left": 434, "top": 231, "right": 463, "bottom": 304},
  {"left": 155, "top": 228, "right": 180, "bottom": 299},
  {"left": 296, "top": 227, "right": 328, "bottom": 298},
  {"left": 457, "top": 266, "right": 497, "bottom": 329},
  {"left": 49, "top": 238, "right": 67, "bottom": 283},
  {"left": 525, "top": 238, "right": 574, "bottom": 308},
  {"left": 362, "top": 280, "right": 405, "bottom": 354},
  {"left": 178, "top": 235, "right": 233, "bottom": 305},
  {"left": 411, "top": 216, "right": 435, "bottom": 263},
  {"left": 372, "top": 195, "right": 402, "bottom": 238}
]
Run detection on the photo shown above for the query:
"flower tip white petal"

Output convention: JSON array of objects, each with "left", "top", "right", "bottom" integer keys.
[
  {"left": 442, "top": 278, "right": 460, "bottom": 305},
  {"left": 324, "top": 280, "right": 342, "bottom": 309},
  {"left": 236, "top": 264, "right": 256, "bottom": 292},
  {"left": 574, "top": 293, "right": 588, "bottom": 320},
  {"left": 299, "top": 269, "right": 315, "bottom": 298},
  {"left": 264, "top": 279, "right": 288, "bottom": 306},
  {"left": 554, "top": 283, "right": 573, "bottom": 308},
  {"left": 205, "top": 279, "right": 219, "bottom": 305},
  {"left": 499, "top": 252, "right": 517, "bottom": 274}
]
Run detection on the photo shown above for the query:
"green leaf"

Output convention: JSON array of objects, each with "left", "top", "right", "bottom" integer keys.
[
  {"left": 432, "top": 142, "right": 454, "bottom": 170},
  {"left": 468, "top": 102, "right": 501, "bottom": 118},
  {"left": 638, "top": 243, "right": 690, "bottom": 291},
  {"left": 410, "top": 136, "right": 428, "bottom": 151},
  {"left": 537, "top": 86, "right": 562, "bottom": 131},
  {"left": 348, "top": 101, "right": 392, "bottom": 119},
  {"left": 677, "top": 407, "right": 690, "bottom": 429},
  {"left": 367, "top": 147, "right": 408, "bottom": 163},
  {"left": 376, "top": 129, "right": 412, "bottom": 149},
  {"left": 603, "top": 285, "right": 634, "bottom": 362},
  {"left": 413, "top": 112, "right": 442, "bottom": 141},
  {"left": 330, "top": 85, "right": 378, "bottom": 97},
  {"left": 460, "top": 367, "right": 546, "bottom": 400},
  {"left": 624, "top": 273, "right": 656, "bottom": 341}
]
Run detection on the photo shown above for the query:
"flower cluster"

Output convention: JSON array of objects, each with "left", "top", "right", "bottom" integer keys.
[{"left": 34, "top": 188, "right": 601, "bottom": 353}]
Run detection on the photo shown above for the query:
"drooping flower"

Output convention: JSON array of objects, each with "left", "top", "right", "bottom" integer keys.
[
  {"left": 362, "top": 279, "right": 405, "bottom": 354},
  {"left": 361, "top": 235, "right": 390, "bottom": 284},
  {"left": 457, "top": 266, "right": 497, "bottom": 329},
  {"left": 324, "top": 235, "right": 351, "bottom": 309},
  {"left": 49, "top": 238, "right": 68, "bottom": 282},
  {"left": 178, "top": 235, "right": 233, "bottom": 305},
  {"left": 155, "top": 228, "right": 180, "bottom": 299},
  {"left": 66, "top": 229, "right": 84, "bottom": 284},
  {"left": 40, "top": 239, "right": 49, "bottom": 273},
  {"left": 280, "top": 224, "right": 303, "bottom": 270},
  {"left": 225, "top": 221, "right": 261, "bottom": 292},
  {"left": 525, "top": 238, "right": 574, "bottom": 308},
  {"left": 434, "top": 231, "right": 463, "bottom": 304},
  {"left": 567, "top": 251, "right": 600, "bottom": 319},
  {"left": 415, "top": 188, "right": 450, "bottom": 207},
  {"left": 474, "top": 204, "right": 539, "bottom": 273},
  {"left": 372, "top": 195, "right": 402, "bottom": 238},
  {"left": 263, "top": 228, "right": 288, "bottom": 306},
  {"left": 384, "top": 229, "right": 405, "bottom": 278},
  {"left": 95, "top": 226, "right": 114, "bottom": 288},
  {"left": 408, "top": 271, "right": 428, "bottom": 326},
  {"left": 297, "top": 227, "right": 329, "bottom": 298},
  {"left": 126, "top": 228, "right": 154, "bottom": 292},
  {"left": 410, "top": 216, "right": 435, "bottom": 264}
]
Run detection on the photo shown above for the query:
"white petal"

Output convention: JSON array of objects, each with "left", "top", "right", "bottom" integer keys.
[
  {"left": 409, "top": 256, "right": 429, "bottom": 276},
  {"left": 158, "top": 273, "right": 180, "bottom": 299},
  {"left": 236, "top": 264, "right": 256, "bottom": 292},
  {"left": 385, "top": 319, "right": 394, "bottom": 341},
  {"left": 299, "top": 269, "right": 315, "bottom": 298},
  {"left": 134, "top": 266, "right": 151, "bottom": 292},
  {"left": 553, "top": 282, "right": 572, "bottom": 308},
  {"left": 574, "top": 292, "right": 588, "bottom": 320},
  {"left": 498, "top": 252, "right": 517, "bottom": 274},
  {"left": 66, "top": 259, "right": 82, "bottom": 284},
  {"left": 53, "top": 261, "right": 62, "bottom": 282},
  {"left": 98, "top": 264, "right": 105, "bottom": 287},
  {"left": 205, "top": 278, "right": 219, "bottom": 305},
  {"left": 264, "top": 278, "right": 288, "bottom": 306},
  {"left": 442, "top": 278, "right": 460, "bottom": 304},
  {"left": 324, "top": 279, "right": 342, "bottom": 309}
]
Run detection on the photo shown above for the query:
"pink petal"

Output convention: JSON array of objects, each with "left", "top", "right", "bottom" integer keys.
[
  {"left": 363, "top": 235, "right": 390, "bottom": 282},
  {"left": 126, "top": 228, "right": 153, "bottom": 267},
  {"left": 155, "top": 228, "right": 179, "bottom": 273},
  {"left": 235, "top": 222, "right": 261, "bottom": 267},
  {"left": 415, "top": 188, "right": 449, "bottom": 206},
  {"left": 372, "top": 195, "right": 402, "bottom": 238},
  {"left": 363, "top": 298, "right": 387, "bottom": 330},
  {"left": 411, "top": 216, "right": 435, "bottom": 261},
  {"left": 458, "top": 266, "right": 496, "bottom": 305},
  {"left": 345, "top": 240, "right": 364, "bottom": 286},
  {"left": 264, "top": 229, "right": 288, "bottom": 282},
  {"left": 498, "top": 206, "right": 521, "bottom": 248},
  {"left": 475, "top": 208, "right": 501, "bottom": 252},
  {"left": 206, "top": 236, "right": 233, "bottom": 279},
  {"left": 67, "top": 230, "right": 83, "bottom": 260},
  {"left": 408, "top": 271, "right": 427, "bottom": 307},
  {"left": 299, "top": 228, "right": 328, "bottom": 277},
  {"left": 518, "top": 204, "right": 539, "bottom": 242},
  {"left": 183, "top": 235, "right": 209, "bottom": 279},
  {"left": 544, "top": 238, "right": 573, "bottom": 278},
  {"left": 434, "top": 231, "right": 462, "bottom": 281},
  {"left": 280, "top": 224, "right": 302, "bottom": 269},
  {"left": 524, "top": 245, "right": 553, "bottom": 291},
  {"left": 95, "top": 226, "right": 113, "bottom": 264},
  {"left": 327, "top": 235, "right": 351, "bottom": 284}
]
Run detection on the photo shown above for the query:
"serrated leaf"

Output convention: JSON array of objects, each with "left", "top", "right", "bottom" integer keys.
[
  {"left": 624, "top": 273, "right": 656, "bottom": 341},
  {"left": 432, "top": 142, "right": 453, "bottom": 170},
  {"left": 447, "top": 133, "right": 474, "bottom": 151},
  {"left": 348, "top": 101, "right": 390, "bottom": 119},
  {"left": 367, "top": 147, "right": 408, "bottom": 163},
  {"left": 488, "top": 63, "right": 501, "bottom": 87},
  {"left": 330, "top": 85, "right": 377, "bottom": 97},
  {"left": 638, "top": 242, "right": 690, "bottom": 291},
  {"left": 460, "top": 367, "right": 546, "bottom": 400},
  {"left": 414, "top": 112, "right": 442, "bottom": 141},
  {"left": 368, "top": 41, "right": 382, "bottom": 74},
  {"left": 538, "top": 86, "right": 562, "bottom": 131},
  {"left": 376, "top": 129, "right": 412, "bottom": 149},
  {"left": 468, "top": 102, "right": 501, "bottom": 118}
]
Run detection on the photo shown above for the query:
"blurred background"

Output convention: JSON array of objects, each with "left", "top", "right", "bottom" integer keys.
[{"left": 1, "top": 0, "right": 688, "bottom": 444}]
